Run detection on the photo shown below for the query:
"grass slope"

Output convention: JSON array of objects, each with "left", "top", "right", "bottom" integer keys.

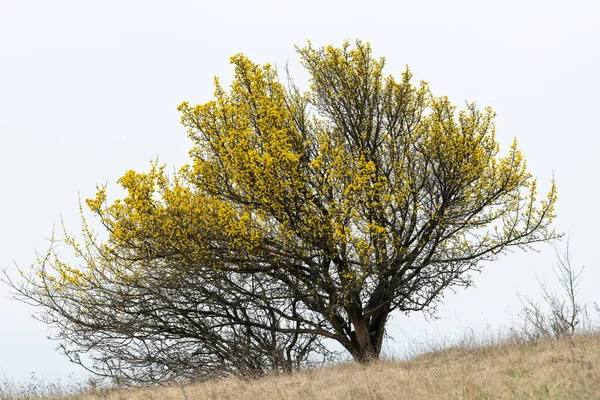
[{"left": 5, "top": 334, "right": 600, "bottom": 400}]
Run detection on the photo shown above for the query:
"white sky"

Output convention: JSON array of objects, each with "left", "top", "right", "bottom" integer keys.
[{"left": 1, "top": 0, "right": 598, "bottom": 384}]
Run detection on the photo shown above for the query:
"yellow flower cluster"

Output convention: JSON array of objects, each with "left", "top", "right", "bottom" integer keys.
[{"left": 39, "top": 41, "right": 557, "bottom": 306}]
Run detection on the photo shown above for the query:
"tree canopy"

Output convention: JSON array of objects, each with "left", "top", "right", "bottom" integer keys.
[{"left": 6, "top": 41, "right": 559, "bottom": 384}]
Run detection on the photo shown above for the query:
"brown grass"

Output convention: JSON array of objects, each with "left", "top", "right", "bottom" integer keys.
[{"left": 8, "top": 334, "right": 600, "bottom": 400}]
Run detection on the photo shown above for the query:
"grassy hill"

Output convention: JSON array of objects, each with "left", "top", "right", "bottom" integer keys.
[{"left": 5, "top": 333, "right": 599, "bottom": 400}]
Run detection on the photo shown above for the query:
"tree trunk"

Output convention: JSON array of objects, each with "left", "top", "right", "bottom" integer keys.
[
  {"left": 351, "top": 318, "right": 378, "bottom": 362},
  {"left": 346, "top": 306, "right": 390, "bottom": 363},
  {"left": 346, "top": 318, "right": 383, "bottom": 362}
]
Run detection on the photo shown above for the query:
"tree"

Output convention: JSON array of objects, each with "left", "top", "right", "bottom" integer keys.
[
  {"left": 5, "top": 41, "right": 559, "bottom": 383},
  {"left": 517, "top": 240, "right": 588, "bottom": 341}
]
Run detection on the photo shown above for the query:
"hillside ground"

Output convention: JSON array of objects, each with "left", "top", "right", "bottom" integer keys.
[{"left": 3, "top": 333, "right": 599, "bottom": 400}]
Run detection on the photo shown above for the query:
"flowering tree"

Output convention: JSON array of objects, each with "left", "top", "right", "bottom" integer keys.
[{"left": 6, "top": 41, "right": 559, "bottom": 383}]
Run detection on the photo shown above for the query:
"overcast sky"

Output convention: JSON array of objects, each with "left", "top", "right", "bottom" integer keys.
[{"left": 1, "top": 0, "right": 598, "bottom": 384}]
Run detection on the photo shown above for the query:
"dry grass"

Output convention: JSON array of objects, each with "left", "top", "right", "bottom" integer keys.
[{"left": 7, "top": 333, "right": 599, "bottom": 400}]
